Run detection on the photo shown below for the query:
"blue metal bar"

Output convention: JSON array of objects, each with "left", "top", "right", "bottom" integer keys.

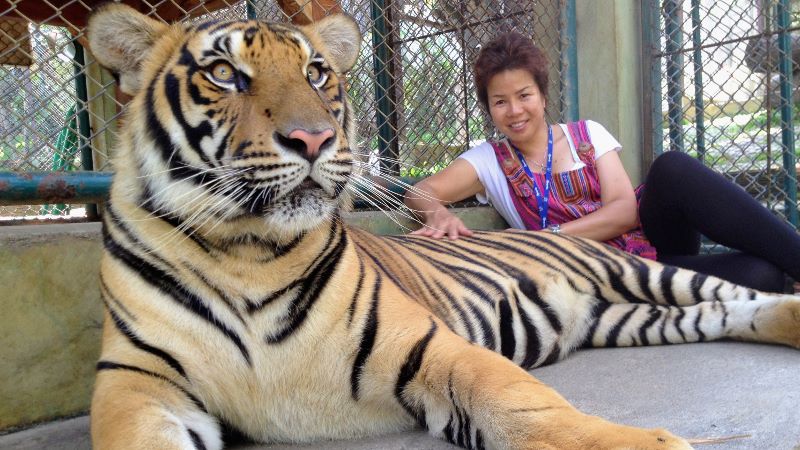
[
  {"left": 775, "top": 0, "right": 797, "bottom": 225},
  {"left": 561, "top": 0, "right": 579, "bottom": 122},
  {"left": 0, "top": 172, "right": 112, "bottom": 206},
  {"left": 689, "top": 0, "right": 705, "bottom": 162},
  {"left": 0, "top": 171, "right": 424, "bottom": 209},
  {"left": 663, "top": 0, "right": 685, "bottom": 153},
  {"left": 370, "top": 0, "right": 398, "bottom": 174}
]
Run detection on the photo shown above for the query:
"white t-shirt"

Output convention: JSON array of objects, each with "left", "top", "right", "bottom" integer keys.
[{"left": 458, "top": 120, "right": 622, "bottom": 229}]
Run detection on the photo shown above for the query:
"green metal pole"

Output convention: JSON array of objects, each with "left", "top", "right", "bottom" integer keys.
[
  {"left": 663, "top": 0, "right": 685, "bottom": 154},
  {"left": 72, "top": 41, "right": 99, "bottom": 220},
  {"left": 246, "top": 0, "right": 256, "bottom": 19},
  {"left": 561, "top": 0, "right": 579, "bottom": 122},
  {"left": 370, "top": 0, "right": 398, "bottom": 175},
  {"left": 775, "top": 0, "right": 797, "bottom": 226},
  {"left": 642, "top": 0, "right": 664, "bottom": 166},
  {"left": 690, "top": 0, "right": 706, "bottom": 162}
]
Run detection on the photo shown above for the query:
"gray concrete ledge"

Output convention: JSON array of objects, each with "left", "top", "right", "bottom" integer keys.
[
  {"left": 0, "top": 222, "right": 102, "bottom": 245},
  {"left": 342, "top": 205, "right": 508, "bottom": 235},
  {"left": 2, "top": 342, "right": 798, "bottom": 450}
]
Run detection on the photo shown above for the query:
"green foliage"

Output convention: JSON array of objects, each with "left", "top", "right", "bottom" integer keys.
[
  {"left": 400, "top": 161, "right": 450, "bottom": 178},
  {"left": 743, "top": 103, "right": 800, "bottom": 133},
  {"left": 0, "top": 25, "right": 78, "bottom": 173},
  {"left": 401, "top": 32, "right": 474, "bottom": 148},
  {"left": 722, "top": 123, "right": 742, "bottom": 138}
]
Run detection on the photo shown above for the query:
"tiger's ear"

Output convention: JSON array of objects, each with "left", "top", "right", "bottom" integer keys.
[
  {"left": 301, "top": 14, "right": 361, "bottom": 73},
  {"left": 87, "top": 4, "right": 168, "bottom": 95}
]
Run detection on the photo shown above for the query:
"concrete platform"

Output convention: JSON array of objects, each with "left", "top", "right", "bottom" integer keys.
[{"left": 2, "top": 342, "right": 798, "bottom": 450}]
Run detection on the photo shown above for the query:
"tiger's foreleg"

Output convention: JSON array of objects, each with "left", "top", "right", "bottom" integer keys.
[
  {"left": 91, "top": 362, "right": 221, "bottom": 450},
  {"left": 390, "top": 318, "right": 693, "bottom": 450}
]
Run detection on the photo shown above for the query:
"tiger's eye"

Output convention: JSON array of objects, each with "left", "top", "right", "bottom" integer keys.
[
  {"left": 211, "top": 62, "right": 235, "bottom": 82},
  {"left": 307, "top": 64, "right": 323, "bottom": 84}
]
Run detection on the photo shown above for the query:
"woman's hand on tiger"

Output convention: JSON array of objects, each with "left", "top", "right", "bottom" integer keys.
[{"left": 411, "top": 208, "right": 474, "bottom": 239}]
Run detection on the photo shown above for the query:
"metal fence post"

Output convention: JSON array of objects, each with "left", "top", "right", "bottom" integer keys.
[
  {"left": 776, "top": 0, "right": 797, "bottom": 226},
  {"left": 561, "top": 0, "right": 579, "bottom": 122},
  {"left": 370, "top": 0, "right": 399, "bottom": 175},
  {"left": 663, "top": 0, "right": 685, "bottom": 154},
  {"left": 73, "top": 41, "right": 99, "bottom": 220},
  {"left": 689, "top": 0, "right": 705, "bottom": 162},
  {"left": 246, "top": 0, "right": 256, "bottom": 19},
  {"left": 641, "top": 0, "right": 663, "bottom": 171}
]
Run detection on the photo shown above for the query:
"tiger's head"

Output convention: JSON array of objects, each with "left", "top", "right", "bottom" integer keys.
[{"left": 88, "top": 5, "right": 361, "bottom": 237}]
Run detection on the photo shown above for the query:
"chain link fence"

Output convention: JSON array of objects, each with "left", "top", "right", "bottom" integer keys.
[
  {"left": 3, "top": 0, "right": 798, "bottom": 231},
  {"left": 0, "top": 19, "right": 95, "bottom": 218},
  {"left": 644, "top": 0, "right": 800, "bottom": 232},
  {"left": 0, "top": 0, "right": 572, "bottom": 221}
]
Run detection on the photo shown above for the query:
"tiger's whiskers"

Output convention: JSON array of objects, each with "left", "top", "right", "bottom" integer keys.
[
  {"left": 136, "top": 171, "right": 252, "bottom": 254},
  {"left": 349, "top": 154, "right": 457, "bottom": 235}
]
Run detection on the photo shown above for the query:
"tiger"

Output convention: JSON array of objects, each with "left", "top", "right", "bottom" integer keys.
[{"left": 86, "top": 4, "right": 800, "bottom": 450}]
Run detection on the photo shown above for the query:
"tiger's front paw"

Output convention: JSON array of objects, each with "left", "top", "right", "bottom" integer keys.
[
  {"left": 586, "top": 426, "right": 693, "bottom": 450},
  {"left": 542, "top": 417, "right": 694, "bottom": 450},
  {"left": 633, "top": 428, "right": 694, "bottom": 450}
]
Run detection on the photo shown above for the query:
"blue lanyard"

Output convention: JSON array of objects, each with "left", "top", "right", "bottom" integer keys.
[{"left": 511, "top": 125, "right": 554, "bottom": 229}]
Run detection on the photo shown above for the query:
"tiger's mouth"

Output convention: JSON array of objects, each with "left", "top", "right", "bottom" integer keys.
[
  {"left": 297, "top": 177, "right": 322, "bottom": 191},
  {"left": 288, "top": 176, "right": 326, "bottom": 198},
  {"left": 240, "top": 176, "right": 326, "bottom": 215},
  {"left": 285, "top": 176, "right": 331, "bottom": 202}
]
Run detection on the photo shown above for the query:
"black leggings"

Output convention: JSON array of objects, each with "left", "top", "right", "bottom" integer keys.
[{"left": 638, "top": 151, "right": 800, "bottom": 292}]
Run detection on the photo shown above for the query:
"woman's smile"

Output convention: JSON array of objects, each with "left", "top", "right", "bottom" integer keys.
[{"left": 507, "top": 119, "right": 529, "bottom": 133}]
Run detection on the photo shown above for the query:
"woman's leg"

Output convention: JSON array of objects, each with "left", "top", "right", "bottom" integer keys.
[{"left": 639, "top": 151, "right": 800, "bottom": 283}]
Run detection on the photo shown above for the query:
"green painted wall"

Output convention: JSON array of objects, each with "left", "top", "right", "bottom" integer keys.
[
  {"left": 0, "top": 224, "right": 104, "bottom": 431},
  {"left": 577, "top": 1, "right": 644, "bottom": 184}
]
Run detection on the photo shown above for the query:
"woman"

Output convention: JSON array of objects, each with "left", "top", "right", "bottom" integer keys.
[{"left": 404, "top": 31, "right": 800, "bottom": 293}]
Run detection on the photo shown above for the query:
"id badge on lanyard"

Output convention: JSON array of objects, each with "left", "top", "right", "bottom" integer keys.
[{"left": 511, "top": 125, "right": 554, "bottom": 229}]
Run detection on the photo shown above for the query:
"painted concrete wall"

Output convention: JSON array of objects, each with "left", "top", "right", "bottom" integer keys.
[
  {"left": 577, "top": 1, "right": 644, "bottom": 184},
  {"left": 0, "top": 224, "right": 104, "bottom": 431}
]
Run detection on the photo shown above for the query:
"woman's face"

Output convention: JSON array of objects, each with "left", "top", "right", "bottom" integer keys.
[{"left": 486, "top": 68, "right": 546, "bottom": 145}]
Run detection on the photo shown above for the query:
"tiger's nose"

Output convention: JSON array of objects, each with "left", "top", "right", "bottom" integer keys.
[{"left": 277, "top": 128, "right": 335, "bottom": 162}]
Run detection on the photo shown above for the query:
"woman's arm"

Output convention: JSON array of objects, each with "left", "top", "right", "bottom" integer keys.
[
  {"left": 404, "top": 158, "right": 485, "bottom": 239},
  {"left": 557, "top": 150, "right": 639, "bottom": 241}
]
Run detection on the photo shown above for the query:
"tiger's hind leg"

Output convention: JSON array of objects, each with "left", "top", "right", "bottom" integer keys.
[
  {"left": 569, "top": 246, "right": 800, "bottom": 348},
  {"left": 91, "top": 363, "right": 221, "bottom": 450},
  {"left": 585, "top": 288, "right": 800, "bottom": 349}
]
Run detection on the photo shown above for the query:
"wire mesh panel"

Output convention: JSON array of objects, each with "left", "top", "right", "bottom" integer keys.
[
  {"left": 0, "top": 0, "right": 571, "bottom": 221},
  {"left": 644, "top": 0, "right": 799, "bottom": 235},
  {"left": 0, "top": 0, "right": 250, "bottom": 221},
  {"left": 0, "top": 20, "right": 89, "bottom": 218},
  {"left": 336, "top": 0, "right": 571, "bottom": 179},
  {"left": 250, "top": 0, "right": 572, "bottom": 177}
]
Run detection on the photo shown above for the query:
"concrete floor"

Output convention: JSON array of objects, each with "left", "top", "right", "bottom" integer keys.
[{"left": 2, "top": 342, "right": 799, "bottom": 450}]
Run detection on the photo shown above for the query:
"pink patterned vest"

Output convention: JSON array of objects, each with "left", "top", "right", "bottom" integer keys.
[{"left": 490, "top": 120, "right": 656, "bottom": 260}]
